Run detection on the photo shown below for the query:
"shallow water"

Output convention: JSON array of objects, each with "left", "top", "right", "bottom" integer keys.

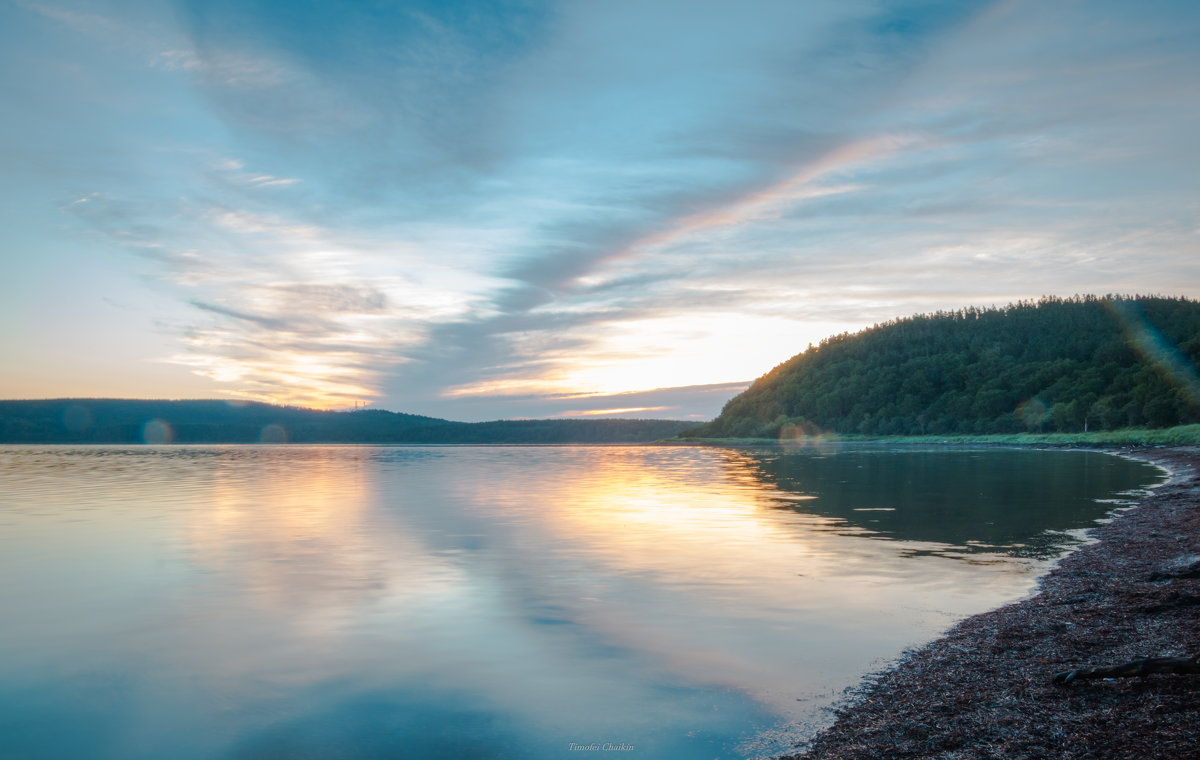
[{"left": 0, "top": 445, "right": 1160, "bottom": 759}]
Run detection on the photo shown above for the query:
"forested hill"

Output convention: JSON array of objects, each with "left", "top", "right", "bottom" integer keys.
[
  {"left": 0, "top": 399, "right": 695, "bottom": 444},
  {"left": 687, "top": 295, "right": 1200, "bottom": 439}
]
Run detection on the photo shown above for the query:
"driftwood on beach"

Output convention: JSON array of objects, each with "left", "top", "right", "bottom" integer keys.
[{"left": 1054, "top": 655, "right": 1200, "bottom": 685}]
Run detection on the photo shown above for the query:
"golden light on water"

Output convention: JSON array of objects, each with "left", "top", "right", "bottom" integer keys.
[
  {"left": 189, "top": 450, "right": 381, "bottom": 612},
  {"left": 506, "top": 450, "right": 911, "bottom": 593},
  {"left": 177, "top": 449, "right": 483, "bottom": 657},
  {"left": 448, "top": 447, "right": 1039, "bottom": 711},
  {"left": 2, "top": 443, "right": 1140, "bottom": 758}
]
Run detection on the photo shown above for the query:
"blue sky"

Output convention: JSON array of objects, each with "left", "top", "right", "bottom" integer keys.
[{"left": 2, "top": 0, "right": 1198, "bottom": 421}]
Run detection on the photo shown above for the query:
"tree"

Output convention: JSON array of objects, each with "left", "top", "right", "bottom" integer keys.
[{"left": 689, "top": 295, "right": 1200, "bottom": 438}]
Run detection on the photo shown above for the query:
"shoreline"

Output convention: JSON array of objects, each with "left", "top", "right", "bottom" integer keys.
[{"left": 777, "top": 446, "right": 1200, "bottom": 760}]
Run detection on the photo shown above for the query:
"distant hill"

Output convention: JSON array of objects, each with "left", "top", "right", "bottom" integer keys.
[
  {"left": 686, "top": 295, "right": 1200, "bottom": 439},
  {"left": 0, "top": 399, "right": 696, "bottom": 444}
]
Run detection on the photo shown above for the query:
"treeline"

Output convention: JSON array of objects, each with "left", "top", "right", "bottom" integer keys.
[
  {"left": 687, "top": 295, "right": 1200, "bottom": 439},
  {"left": 0, "top": 399, "right": 695, "bottom": 444}
]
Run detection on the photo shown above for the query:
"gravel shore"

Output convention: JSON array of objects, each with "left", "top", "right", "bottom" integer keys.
[{"left": 779, "top": 447, "right": 1200, "bottom": 760}]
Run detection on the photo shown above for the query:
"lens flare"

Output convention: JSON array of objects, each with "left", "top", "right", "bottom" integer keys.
[
  {"left": 142, "top": 419, "right": 174, "bottom": 445},
  {"left": 259, "top": 424, "right": 288, "bottom": 443},
  {"left": 1017, "top": 398, "right": 1049, "bottom": 430},
  {"left": 778, "top": 421, "right": 838, "bottom": 447},
  {"left": 1107, "top": 299, "right": 1200, "bottom": 406}
]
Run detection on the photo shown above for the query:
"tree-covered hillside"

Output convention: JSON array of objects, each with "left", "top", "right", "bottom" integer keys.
[
  {"left": 687, "top": 296, "right": 1200, "bottom": 438},
  {"left": 0, "top": 399, "right": 695, "bottom": 444}
]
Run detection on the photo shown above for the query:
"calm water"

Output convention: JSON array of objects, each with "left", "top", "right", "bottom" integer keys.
[{"left": 0, "top": 445, "right": 1160, "bottom": 759}]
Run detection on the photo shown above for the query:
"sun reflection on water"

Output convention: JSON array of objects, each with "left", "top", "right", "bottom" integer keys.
[
  {"left": 435, "top": 446, "right": 1072, "bottom": 721},
  {"left": 0, "top": 444, "right": 1160, "bottom": 760}
]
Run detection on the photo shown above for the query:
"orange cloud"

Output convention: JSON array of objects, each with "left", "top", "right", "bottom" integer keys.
[{"left": 559, "top": 406, "right": 670, "bottom": 417}]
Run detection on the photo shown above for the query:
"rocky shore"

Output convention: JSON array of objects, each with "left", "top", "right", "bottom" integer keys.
[{"left": 780, "top": 447, "right": 1200, "bottom": 760}]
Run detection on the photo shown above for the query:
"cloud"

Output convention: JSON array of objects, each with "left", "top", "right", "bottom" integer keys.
[
  {"left": 10, "top": 0, "right": 1200, "bottom": 418},
  {"left": 247, "top": 176, "right": 300, "bottom": 188},
  {"left": 15, "top": 1, "right": 291, "bottom": 90},
  {"left": 13, "top": 0, "right": 126, "bottom": 38},
  {"left": 375, "top": 131, "right": 935, "bottom": 407},
  {"left": 190, "top": 299, "right": 292, "bottom": 332},
  {"left": 179, "top": 48, "right": 291, "bottom": 89},
  {"left": 176, "top": 280, "right": 410, "bottom": 408},
  {"left": 560, "top": 407, "right": 669, "bottom": 417},
  {"left": 363, "top": 3, "right": 1014, "bottom": 406},
  {"left": 57, "top": 161, "right": 430, "bottom": 408},
  {"left": 406, "top": 382, "right": 752, "bottom": 422}
]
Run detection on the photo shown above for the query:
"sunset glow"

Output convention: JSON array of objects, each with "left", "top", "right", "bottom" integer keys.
[{"left": 560, "top": 407, "right": 669, "bottom": 417}]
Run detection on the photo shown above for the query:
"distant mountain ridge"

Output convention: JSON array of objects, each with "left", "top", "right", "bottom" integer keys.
[
  {"left": 687, "top": 295, "right": 1200, "bottom": 439},
  {"left": 0, "top": 399, "right": 696, "bottom": 444}
]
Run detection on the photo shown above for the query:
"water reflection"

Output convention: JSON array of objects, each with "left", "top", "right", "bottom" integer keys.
[
  {"left": 727, "top": 447, "right": 1159, "bottom": 558},
  {"left": 0, "top": 445, "right": 1161, "bottom": 760}
]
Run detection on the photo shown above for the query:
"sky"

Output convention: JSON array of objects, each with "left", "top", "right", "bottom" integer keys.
[{"left": 2, "top": 0, "right": 1198, "bottom": 421}]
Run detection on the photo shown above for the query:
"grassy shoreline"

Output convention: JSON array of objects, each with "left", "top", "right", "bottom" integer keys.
[{"left": 667, "top": 423, "right": 1200, "bottom": 447}]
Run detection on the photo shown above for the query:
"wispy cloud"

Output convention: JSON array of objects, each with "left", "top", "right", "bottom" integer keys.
[
  {"left": 13, "top": 0, "right": 125, "bottom": 38},
  {"left": 59, "top": 156, "right": 446, "bottom": 407},
  {"left": 247, "top": 175, "right": 300, "bottom": 188},
  {"left": 158, "top": 47, "right": 291, "bottom": 88},
  {"left": 15, "top": 1, "right": 293, "bottom": 90},
  {"left": 174, "top": 277, "right": 413, "bottom": 407},
  {"left": 412, "top": 382, "right": 752, "bottom": 422}
]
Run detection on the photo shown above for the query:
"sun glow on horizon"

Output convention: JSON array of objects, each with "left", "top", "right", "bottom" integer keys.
[
  {"left": 552, "top": 314, "right": 855, "bottom": 397},
  {"left": 559, "top": 406, "right": 669, "bottom": 417},
  {"left": 436, "top": 314, "right": 858, "bottom": 406},
  {"left": 168, "top": 347, "right": 386, "bottom": 411}
]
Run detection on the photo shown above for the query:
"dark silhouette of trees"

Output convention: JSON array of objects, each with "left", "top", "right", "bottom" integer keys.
[{"left": 0, "top": 399, "right": 696, "bottom": 444}]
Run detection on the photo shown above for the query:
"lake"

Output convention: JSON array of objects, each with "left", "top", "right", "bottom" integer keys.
[{"left": 0, "top": 444, "right": 1161, "bottom": 759}]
